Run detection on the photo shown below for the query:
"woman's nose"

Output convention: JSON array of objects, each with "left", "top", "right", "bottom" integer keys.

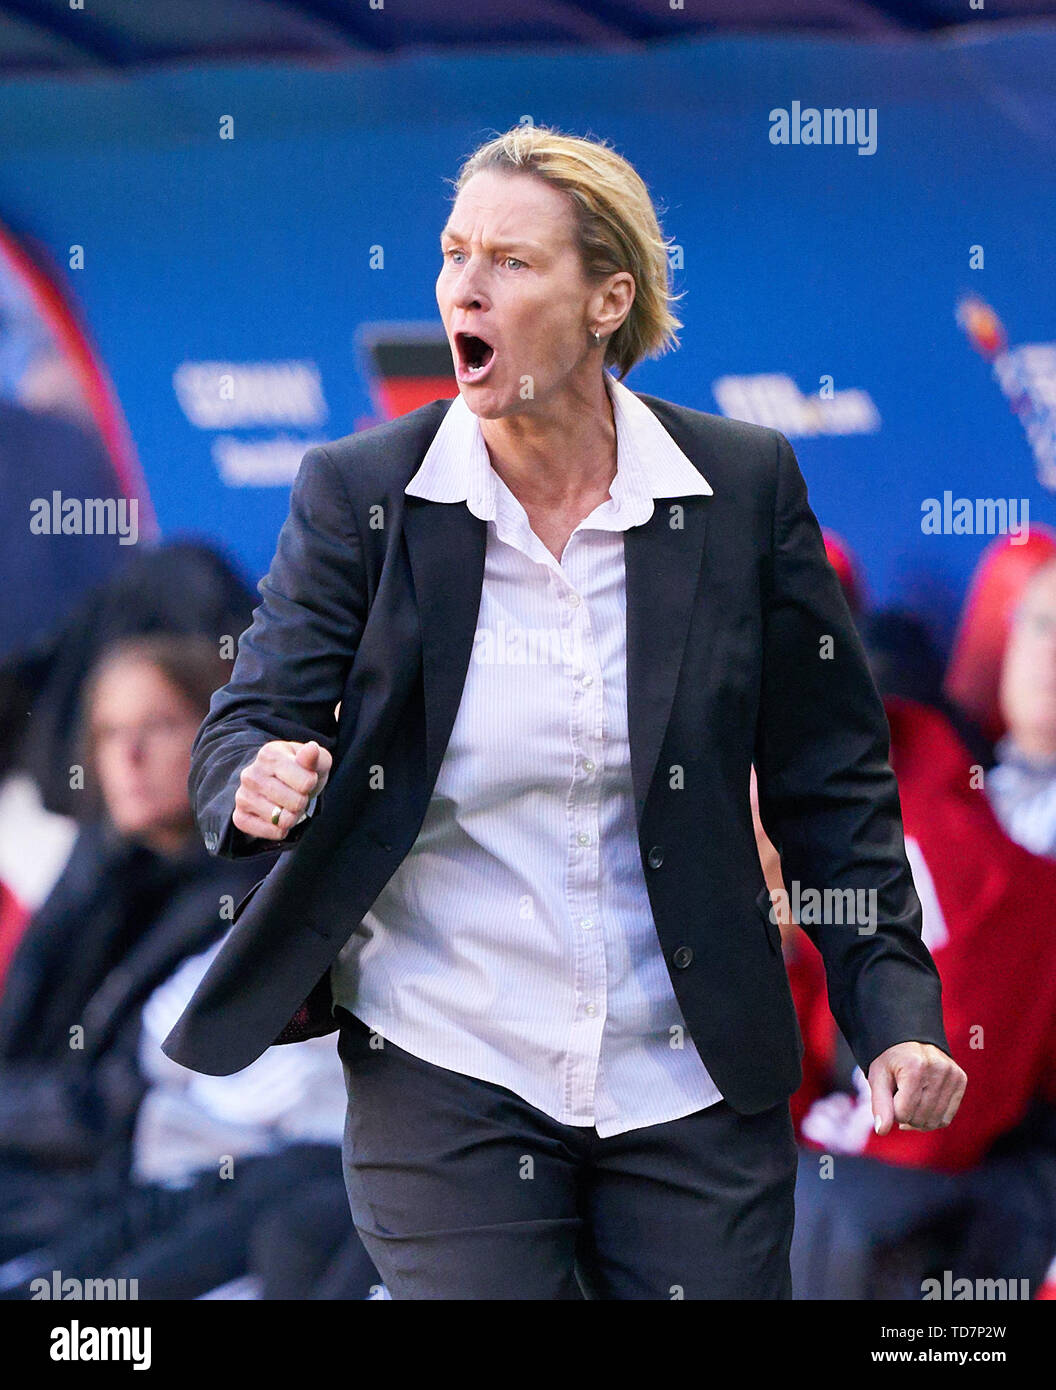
[{"left": 452, "top": 259, "right": 487, "bottom": 305}]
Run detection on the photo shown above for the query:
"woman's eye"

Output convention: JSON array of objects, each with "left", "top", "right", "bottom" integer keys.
[{"left": 442, "top": 250, "right": 525, "bottom": 269}]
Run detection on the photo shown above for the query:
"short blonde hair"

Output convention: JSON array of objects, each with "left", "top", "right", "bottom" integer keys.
[{"left": 450, "top": 124, "right": 683, "bottom": 380}]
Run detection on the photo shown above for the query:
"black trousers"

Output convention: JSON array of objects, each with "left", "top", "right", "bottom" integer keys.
[{"left": 335, "top": 1008, "right": 797, "bottom": 1300}]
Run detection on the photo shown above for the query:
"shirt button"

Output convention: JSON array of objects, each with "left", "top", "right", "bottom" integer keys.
[
  {"left": 576, "top": 831, "right": 591, "bottom": 847},
  {"left": 647, "top": 845, "right": 664, "bottom": 869},
  {"left": 672, "top": 946, "right": 694, "bottom": 969},
  {"left": 567, "top": 592, "right": 581, "bottom": 606},
  {"left": 581, "top": 674, "right": 594, "bottom": 687},
  {"left": 582, "top": 759, "right": 595, "bottom": 773},
  {"left": 585, "top": 1003, "right": 597, "bottom": 1016},
  {"left": 580, "top": 917, "right": 594, "bottom": 930}
]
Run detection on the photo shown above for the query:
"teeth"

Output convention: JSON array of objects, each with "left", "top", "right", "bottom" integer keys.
[{"left": 458, "top": 334, "right": 493, "bottom": 374}]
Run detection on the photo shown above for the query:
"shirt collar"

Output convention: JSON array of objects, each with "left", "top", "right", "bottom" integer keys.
[{"left": 404, "top": 371, "right": 712, "bottom": 532}]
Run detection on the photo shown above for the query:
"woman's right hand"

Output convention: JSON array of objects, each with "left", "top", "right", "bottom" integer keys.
[{"left": 232, "top": 739, "right": 333, "bottom": 841}]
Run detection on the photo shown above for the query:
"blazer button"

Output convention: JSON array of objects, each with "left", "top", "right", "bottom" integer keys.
[
  {"left": 647, "top": 846, "right": 664, "bottom": 869},
  {"left": 672, "top": 946, "right": 694, "bottom": 969}
]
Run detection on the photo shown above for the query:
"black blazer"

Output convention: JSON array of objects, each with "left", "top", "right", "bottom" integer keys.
[{"left": 162, "top": 392, "right": 950, "bottom": 1114}]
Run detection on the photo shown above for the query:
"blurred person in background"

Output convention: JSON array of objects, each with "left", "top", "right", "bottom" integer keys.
[
  {"left": 0, "top": 395, "right": 124, "bottom": 663},
  {"left": 0, "top": 540, "right": 259, "bottom": 986},
  {"left": 0, "top": 633, "right": 270, "bottom": 1264},
  {"left": 952, "top": 553, "right": 1056, "bottom": 1297},
  {"left": 0, "top": 629, "right": 375, "bottom": 1300},
  {"left": 780, "top": 538, "right": 1056, "bottom": 1299},
  {"left": 943, "top": 527, "right": 1056, "bottom": 749},
  {"left": 985, "top": 558, "right": 1056, "bottom": 858},
  {"left": 1, "top": 932, "right": 364, "bottom": 1301}
]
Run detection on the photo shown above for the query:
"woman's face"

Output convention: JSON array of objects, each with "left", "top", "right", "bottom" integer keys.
[
  {"left": 1000, "top": 562, "right": 1056, "bottom": 754},
  {"left": 88, "top": 658, "right": 201, "bottom": 847},
  {"left": 437, "top": 168, "right": 621, "bottom": 419}
]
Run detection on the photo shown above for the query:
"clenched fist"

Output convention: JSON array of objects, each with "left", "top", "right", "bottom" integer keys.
[
  {"left": 232, "top": 739, "right": 333, "bottom": 842},
  {"left": 868, "top": 1041, "right": 967, "bottom": 1134}
]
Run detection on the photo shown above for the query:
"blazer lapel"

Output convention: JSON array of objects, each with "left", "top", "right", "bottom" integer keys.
[
  {"left": 624, "top": 495, "right": 711, "bottom": 827},
  {"left": 403, "top": 494, "right": 487, "bottom": 792}
]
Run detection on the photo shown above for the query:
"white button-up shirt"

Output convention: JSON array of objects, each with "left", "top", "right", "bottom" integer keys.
[{"left": 330, "top": 371, "right": 723, "bottom": 1136}]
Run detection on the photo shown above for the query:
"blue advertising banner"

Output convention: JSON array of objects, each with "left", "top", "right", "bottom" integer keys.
[{"left": 0, "top": 27, "right": 1053, "bottom": 649}]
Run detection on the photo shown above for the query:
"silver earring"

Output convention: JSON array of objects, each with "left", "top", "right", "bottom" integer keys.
[{"left": 592, "top": 328, "right": 600, "bottom": 345}]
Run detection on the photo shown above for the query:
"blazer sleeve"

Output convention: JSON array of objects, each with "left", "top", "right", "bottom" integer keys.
[
  {"left": 188, "top": 445, "right": 368, "bottom": 859},
  {"left": 753, "top": 431, "right": 951, "bottom": 1074}
]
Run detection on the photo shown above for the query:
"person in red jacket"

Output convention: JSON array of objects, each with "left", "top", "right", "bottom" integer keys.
[{"left": 784, "top": 542, "right": 1056, "bottom": 1297}]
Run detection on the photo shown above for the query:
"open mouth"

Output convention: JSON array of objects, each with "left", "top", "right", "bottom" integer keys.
[{"left": 455, "top": 331, "right": 496, "bottom": 380}]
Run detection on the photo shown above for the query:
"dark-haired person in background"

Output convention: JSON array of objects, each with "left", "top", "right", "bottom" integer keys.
[
  {"left": 0, "top": 633, "right": 271, "bottom": 1265},
  {"left": 0, "top": 539, "right": 261, "bottom": 986}
]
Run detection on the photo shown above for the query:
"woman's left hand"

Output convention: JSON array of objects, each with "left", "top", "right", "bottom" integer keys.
[{"left": 867, "top": 1042, "right": 968, "bottom": 1135}]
